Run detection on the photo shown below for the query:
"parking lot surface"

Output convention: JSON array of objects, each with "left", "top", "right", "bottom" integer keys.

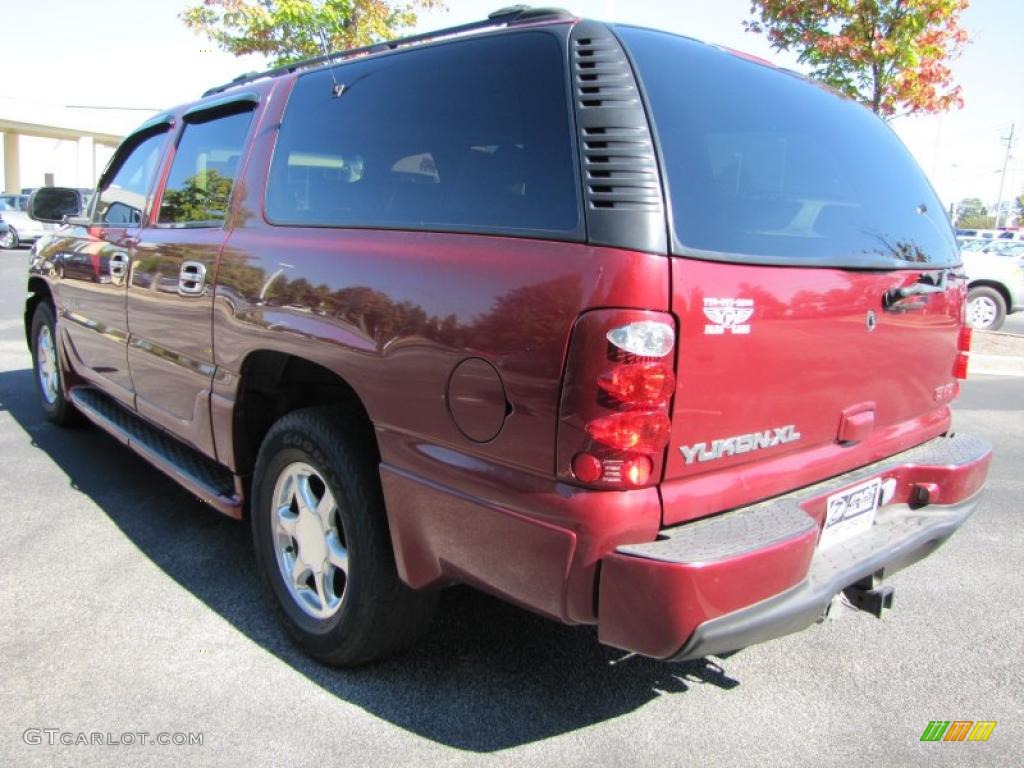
[{"left": 1, "top": 248, "right": 1021, "bottom": 767}]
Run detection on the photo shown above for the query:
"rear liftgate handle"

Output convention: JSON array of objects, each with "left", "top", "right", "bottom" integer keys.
[{"left": 883, "top": 269, "right": 950, "bottom": 312}]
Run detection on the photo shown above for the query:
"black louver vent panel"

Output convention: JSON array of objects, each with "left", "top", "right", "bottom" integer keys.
[
  {"left": 571, "top": 28, "right": 665, "bottom": 231},
  {"left": 580, "top": 125, "right": 661, "bottom": 211},
  {"left": 573, "top": 36, "right": 641, "bottom": 109}
]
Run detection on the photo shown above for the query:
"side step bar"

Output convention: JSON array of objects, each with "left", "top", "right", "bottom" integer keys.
[{"left": 69, "top": 388, "right": 243, "bottom": 519}]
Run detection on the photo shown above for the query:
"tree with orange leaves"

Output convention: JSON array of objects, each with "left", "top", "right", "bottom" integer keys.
[{"left": 745, "top": 0, "right": 970, "bottom": 119}]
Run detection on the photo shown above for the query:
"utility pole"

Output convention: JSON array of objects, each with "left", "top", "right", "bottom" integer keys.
[{"left": 994, "top": 122, "right": 1014, "bottom": 229}]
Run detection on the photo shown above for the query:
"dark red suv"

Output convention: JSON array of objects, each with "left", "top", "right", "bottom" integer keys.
[{"left": 25, "top": 7, "right": 991, "bottom": 666}]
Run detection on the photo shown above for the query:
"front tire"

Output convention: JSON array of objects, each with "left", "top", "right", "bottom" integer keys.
[
  {"left": 251, "top": 406, "right": 437, "bottom": 666},
  {"left": 966, "top": 286, "right": 1006, "bottom": 331},
  {"left": 0, "top": 227, "right": 18, "bottom": 249},
  {"left": 30, "top": 302, "right": 80, "bottom": 426}
]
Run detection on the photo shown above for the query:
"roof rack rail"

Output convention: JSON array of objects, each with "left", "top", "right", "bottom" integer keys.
[{"left": 202, "top": 5, "right": 574, "bottom": 97}]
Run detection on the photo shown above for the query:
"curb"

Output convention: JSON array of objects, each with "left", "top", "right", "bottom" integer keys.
[{"left": 969, "top": 353, "right": 1024, "bottom": 378}]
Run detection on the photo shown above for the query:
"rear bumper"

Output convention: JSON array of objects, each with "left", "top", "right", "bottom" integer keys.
[{"left": 597, "top": 433, "right": 992, "bottom": 660}]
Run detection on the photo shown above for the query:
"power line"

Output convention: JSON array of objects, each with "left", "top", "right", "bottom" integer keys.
[{"left": 994, "top": 123, "right": 1015, "bottom": 227}]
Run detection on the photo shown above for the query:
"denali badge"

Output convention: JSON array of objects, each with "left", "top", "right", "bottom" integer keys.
[
  {"left": 703, "top": 298, "right": 754, "bottom": 335},
  {"left": 679, "top": 425, "right": 802, "bottom": 464}
]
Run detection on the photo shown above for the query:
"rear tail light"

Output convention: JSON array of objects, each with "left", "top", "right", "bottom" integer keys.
[
  {"left": 598, "top": 362, "right": 675, "bottom": 406},
  {"left": 557, "top": 311, "right": 676, "bottom": 490},
  {"left": 585, "top": 411, "right": 671, "bottom": 453},
  {"left": 953, "top": 353, "right": 969, "bottom": 379},
  {"left": 954, "top": 324, "right": 971, "bottom": 379},
  {"left": 606, "top": 320, "right": 674, "bottom": 357},
  {"left": 958, "top": 326, "right": 972, "bottom": 352}
]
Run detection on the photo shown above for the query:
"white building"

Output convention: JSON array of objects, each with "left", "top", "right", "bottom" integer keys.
[{"left": 0, "top": 97, "right": 146, "bottom": 193}]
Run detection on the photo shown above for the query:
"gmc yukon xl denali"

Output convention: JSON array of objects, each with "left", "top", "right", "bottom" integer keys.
[{"left": 25, "top": 7, "right": 991, "bottom": 666}]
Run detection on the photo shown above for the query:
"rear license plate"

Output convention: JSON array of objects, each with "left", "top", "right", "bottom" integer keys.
[{"left": 819, "top": 477, "right": 883, "bottom": 550}]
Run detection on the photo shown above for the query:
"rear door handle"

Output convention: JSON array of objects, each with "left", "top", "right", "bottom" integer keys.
[
  {"left": 178, "top": 261, "right": 207, "bottom": 296},
  {"left": 109, "top": 252, "right": 129, "bottom": 284}
]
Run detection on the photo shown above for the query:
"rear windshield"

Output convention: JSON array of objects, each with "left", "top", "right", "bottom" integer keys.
[{"left": 617, "top": 26, "right": 958, "bottom": 269}]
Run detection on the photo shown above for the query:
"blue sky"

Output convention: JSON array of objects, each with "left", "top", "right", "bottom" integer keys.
[{"left": 4, "top": 0, "right": 1021, "bottom": 209}]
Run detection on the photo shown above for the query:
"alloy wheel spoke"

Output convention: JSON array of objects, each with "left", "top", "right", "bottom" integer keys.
[
  {"left": 290, "top": 553, "right": 309, "bottom": 589},
  {"left": 294, "top": 473, "right": 319, "bottom": 518},
  {"left": 312, "top": 569, "right": 331, "bottom": 610},
  {"left": 326, "top": 533, "right": 349, "bottom": 575},
  {"left": 315, "top": 486, "right": 337, "bottom": 529},
  {"left": 275, "top": 504, "right": 298, "bottom": 539}
]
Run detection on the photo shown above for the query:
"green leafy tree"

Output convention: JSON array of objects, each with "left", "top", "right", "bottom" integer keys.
[
  {"left": 160, "top": 170, "right": 235, "bottom": 223},
  {"left": 182, "top": 0, "right": 445, "bottom": 67},
  {"left": 956, "top": 215, "right": 995, "bottom": 229},
  {"left": 745, "top": 0, "right": 969, "bottom": 118},
  {"left": 955, "top": 196, "right": 987, "bottom": 221}
]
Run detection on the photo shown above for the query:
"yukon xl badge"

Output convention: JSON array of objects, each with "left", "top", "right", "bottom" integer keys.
[
  {"left": 680, "top": 425, "right": 802, "bottom": 464},
  {"left": 703, "top": 298, "right": 754, "bottom": 335}
]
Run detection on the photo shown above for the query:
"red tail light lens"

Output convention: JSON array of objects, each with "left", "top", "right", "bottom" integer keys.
[
  {"left": 953, "top": 353, "right": 969, "bottom": 380},
  {"left": 958, "top": 326, "right": 972, "bottom": 352},
  {"left": 571, "top": 452, "right": 603, "bottom": 483},
  {"left": 598, "top": 362, "right": 675, "bottom": 406},
  {"left": 585, "top": 410, "right": 671, "bottom": 453}
]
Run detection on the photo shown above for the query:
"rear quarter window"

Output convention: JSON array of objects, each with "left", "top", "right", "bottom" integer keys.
[
  {"left": 617, "top": 26, "right": 958, "bottom": 269},
  {"left": 266, "top": 31, "right": 581, "bottom": 239}
]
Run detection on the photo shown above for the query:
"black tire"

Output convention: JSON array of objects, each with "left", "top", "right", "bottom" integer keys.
[
  {"left": 29, "top": 302, "right": 81, "bottom": 426},
  {"left": 251, "top": 406, "right": 437, "bottom": 666},
  {"left": 0, "top": 227, "right": 18, "bottom": 249},
  {"left": 966, "top": 286, "right": 1006, "bottom": 331}
]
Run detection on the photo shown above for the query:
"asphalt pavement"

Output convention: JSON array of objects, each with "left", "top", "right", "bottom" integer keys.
[{"left": 1, "top": 247, "right": 1021, "bottom": 767}]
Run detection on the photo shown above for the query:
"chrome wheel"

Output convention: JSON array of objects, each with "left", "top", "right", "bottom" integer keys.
[
  {"left": 0, "top": 228, "right": 16, "bottom": 249},
  {"left": 36, "top": 324, "right": 59, "bottom": 405},
  {"left": 271, "top": 462, "right": 349, "bottom": 620},
  {"left": 967, "top": 295, "right": 998, "bottom": 329}
]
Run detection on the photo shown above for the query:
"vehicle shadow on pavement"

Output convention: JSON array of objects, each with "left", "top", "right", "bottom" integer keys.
[{"left": 0, "top": 367, "right": 740, "bottom": 752}]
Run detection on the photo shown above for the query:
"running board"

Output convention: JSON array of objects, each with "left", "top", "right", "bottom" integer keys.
[{"left": 69, "top": 387, "right": 243, "bottom": 519}]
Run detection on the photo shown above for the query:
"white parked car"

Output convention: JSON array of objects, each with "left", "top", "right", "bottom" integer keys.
[
  {"left": 961, "top": 245, "right": 1024, "bottom": 330},
  {"left": 0, "top": 198, "right": 54, "bottom": 248}
]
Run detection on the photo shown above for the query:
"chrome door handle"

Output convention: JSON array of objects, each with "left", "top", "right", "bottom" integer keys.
[
  {"left": 178, "top": 261, "right": 207, "bottom": 296},
  {"left": 109, "top": 252, "right": 129, "bottom": 284}
]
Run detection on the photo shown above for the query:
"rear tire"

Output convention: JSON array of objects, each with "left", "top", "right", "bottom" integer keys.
[
  {"left": 0, "top": 227, "right": 18, "bottom": 249},
  {"left": 251, "top": 406, "right": 437, "bottom": 666},
  {"left": 29, "top": 302, "right": 81, "bottom": 427},
  {"left": 966, "top": 286, "right": 1006, "bottom": 331}
]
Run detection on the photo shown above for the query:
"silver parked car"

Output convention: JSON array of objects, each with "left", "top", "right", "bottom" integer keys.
[
  {"left": 0, "top": 198, "right": 54, "bottom": 248},
  {"left": 961, "top": 244, "right": 1024, "bottom": 331}
]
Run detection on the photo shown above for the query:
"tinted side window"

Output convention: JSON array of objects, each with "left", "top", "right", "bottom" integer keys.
[
  {"left": 159, "top": 109, "right": 253, "bottom": 226},
  {"left": 95, "top": 130, "right": 168, "bottom": 225},
  {"left": 267, "top": 31, "right": 580, "bottom": 237},
  {"left": 618, "top": 26, "right": 958, "bottom": 268}
]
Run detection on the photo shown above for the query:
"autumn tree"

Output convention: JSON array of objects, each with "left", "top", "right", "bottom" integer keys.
[
  {"left": 745, "top": 0, "right": 969, "bottom": 118},
  {"left": 182, "top": 0, "right": 445, "bottom": 67}
]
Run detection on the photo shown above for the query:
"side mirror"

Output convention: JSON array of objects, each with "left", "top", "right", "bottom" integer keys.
[{"left": 27, "top": 187, "right": 83, "bottom": 223}]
